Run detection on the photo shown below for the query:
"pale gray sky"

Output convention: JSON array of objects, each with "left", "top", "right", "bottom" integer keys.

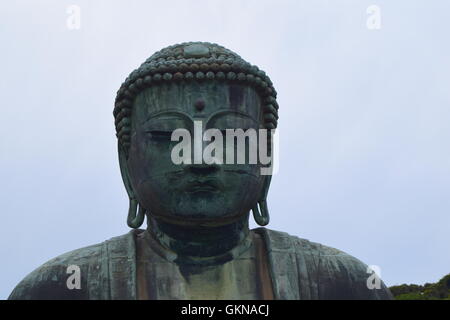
[{"left": 1, "top": 0, "right": 449, "bottom": 299}]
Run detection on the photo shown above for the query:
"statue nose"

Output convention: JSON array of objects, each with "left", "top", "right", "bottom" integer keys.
[{"left": 186, "top": 163, "right": 220, "bottom": 175}]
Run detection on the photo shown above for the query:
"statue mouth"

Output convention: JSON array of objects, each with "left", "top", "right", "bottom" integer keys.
[{"left": 184, "top": 180, "right": 223, "bottom": 193}]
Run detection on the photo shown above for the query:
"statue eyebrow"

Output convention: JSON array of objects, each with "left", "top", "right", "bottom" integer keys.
[
  {"left": 141, "top": 110, "right": 193, "bottom": 125},
  {"left": 206, "top": 110, "right": 259, "bottom": 126}
]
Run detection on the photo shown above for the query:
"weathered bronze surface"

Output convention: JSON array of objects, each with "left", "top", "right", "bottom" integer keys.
[{"left": 9, "top": 42, "right": 392, "bottom": 300}]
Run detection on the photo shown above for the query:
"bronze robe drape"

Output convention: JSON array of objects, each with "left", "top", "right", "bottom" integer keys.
[{"left": 9, "top": 228, "right": 393, "bottom": 300}]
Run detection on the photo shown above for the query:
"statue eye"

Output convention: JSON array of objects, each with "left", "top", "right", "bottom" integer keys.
[{"left": 146, "top": 130, "right": 173, "bottom": 140}]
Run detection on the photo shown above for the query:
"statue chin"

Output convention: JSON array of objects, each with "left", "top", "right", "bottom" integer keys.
[{"left": 147, "top": 199, "right": 252, "bottom": 227}]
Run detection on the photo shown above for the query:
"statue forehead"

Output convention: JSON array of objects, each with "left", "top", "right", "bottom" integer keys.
[{"left": 132, "top": 81, "right": 262, "bottom": 123}]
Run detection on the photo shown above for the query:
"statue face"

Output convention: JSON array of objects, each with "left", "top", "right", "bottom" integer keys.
[{"left": 126, "top": 81, "right": 266, "bottom": 225}]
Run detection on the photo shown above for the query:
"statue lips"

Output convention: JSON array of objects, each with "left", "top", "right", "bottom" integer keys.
[{"left": 184, "top": 179, "right": 223, "bottom": 194}]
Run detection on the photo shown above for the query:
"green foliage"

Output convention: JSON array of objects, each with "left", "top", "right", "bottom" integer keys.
[{"left": 389, "top": 273, "right": 450, "bottom": 300}]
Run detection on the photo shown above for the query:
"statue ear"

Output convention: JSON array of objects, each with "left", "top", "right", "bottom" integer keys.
[
  {"left": 260, "top": 175, "right": 272, "bottom": 201},
  {"left": 118, "top": 143, "right": 146, "bottom": 229},
  {"left": 118, "top": 143, "right": 135, "bottom": 200},
  {"left": 252, "top": 175, "right": 271, "bottom": 226}
]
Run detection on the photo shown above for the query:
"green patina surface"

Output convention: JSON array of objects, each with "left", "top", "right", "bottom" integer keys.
[{"left": 9, "top": 42, "right": 393, "bottom": 300}]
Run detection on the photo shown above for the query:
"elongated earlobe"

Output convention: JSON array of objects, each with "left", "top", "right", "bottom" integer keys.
[
  {"left": 252, "top": 199, "right": 270, "bottom": 226},
  {"left": 252, "top": 174, "right": 271, "bottom": 226},
  {"left": 127, "top": 198, "right": 146, "bottom": 229},
  {"left": 119, "top": 142, "right": 146, "bottom": 229}
]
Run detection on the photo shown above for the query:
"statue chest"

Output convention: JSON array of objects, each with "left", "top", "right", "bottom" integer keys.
[{"left": 135, "top": 230, "right": 273, "bottom": 300}]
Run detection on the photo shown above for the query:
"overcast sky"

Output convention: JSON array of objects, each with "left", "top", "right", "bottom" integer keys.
[{"left": 1, "top": 0, "right": 449, "bottom": 299}]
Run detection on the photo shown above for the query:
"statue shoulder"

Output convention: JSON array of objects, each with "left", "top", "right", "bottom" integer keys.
[
  {"left": 8, "top": 231, "right": 137, "bottom": 300},
  {"left": 259, "top": 228, "right": 393, "bottom": 300},
  {"left": 8, "top": 242, "right": 103, "bottom": 300}
]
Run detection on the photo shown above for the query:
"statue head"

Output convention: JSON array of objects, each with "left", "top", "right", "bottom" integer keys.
[{"left": 113, "top": 42, "right": 279, "bottom": 229}]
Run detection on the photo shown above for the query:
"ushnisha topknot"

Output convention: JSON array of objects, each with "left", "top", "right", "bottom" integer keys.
[{"left": 113, "top": 42, "right": 279, "bottom": 150}]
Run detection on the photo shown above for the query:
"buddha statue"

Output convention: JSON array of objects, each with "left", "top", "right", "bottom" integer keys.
[{"left": 9, "top": 42, "right": 392, "bottom": 300}]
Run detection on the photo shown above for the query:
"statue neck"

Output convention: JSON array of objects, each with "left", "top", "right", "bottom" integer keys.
[{"left": 146, "top": 214, "right": 251, "bottom": 266}]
